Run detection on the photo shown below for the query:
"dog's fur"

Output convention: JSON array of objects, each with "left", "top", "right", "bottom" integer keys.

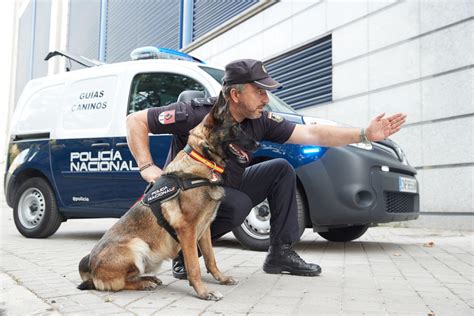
[{"left": 77, "top": 100, "right": 257, "bottom": 300}]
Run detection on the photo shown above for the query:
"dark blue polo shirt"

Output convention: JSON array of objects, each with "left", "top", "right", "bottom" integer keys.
[{"left": 147, "top": 97, "right": 296, "bottom": 188}]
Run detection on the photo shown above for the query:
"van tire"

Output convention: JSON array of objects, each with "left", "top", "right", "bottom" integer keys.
[
  {"left": 232, "top": 187, "right": 307, "bottom": 251},
  {"left": 13, "top": 177, "right": 63, "bottom": 238}
]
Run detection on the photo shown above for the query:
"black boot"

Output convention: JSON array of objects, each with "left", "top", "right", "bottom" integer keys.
[
  {"left": 172, "top": 251, "right": 187, "bottom": 280},
  {"left": 263, "top": 244, "right": 321, "bottom": 276}
]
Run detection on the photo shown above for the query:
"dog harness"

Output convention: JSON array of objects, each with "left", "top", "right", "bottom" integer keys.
[{"left": 142, "top": 147, "right": 224, "bottom": 242}]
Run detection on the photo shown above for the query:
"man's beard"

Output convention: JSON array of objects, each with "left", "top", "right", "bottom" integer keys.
[{"left": 238, "top": 101, "right": 265, "bottom": 119}]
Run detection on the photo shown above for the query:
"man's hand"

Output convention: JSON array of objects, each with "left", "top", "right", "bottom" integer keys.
[
  {"left": 366, "top": 113, "right": 407, "bottom": 142},
  {"left": 140, "top": 164, "right": 163, "bottom": 183}
]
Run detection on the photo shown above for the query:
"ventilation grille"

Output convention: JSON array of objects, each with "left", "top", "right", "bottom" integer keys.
[
  {"left": 192, "top": 0, "right": 257, "bottom": 41},
  {"left": 384, "top": 192, "right": 415, "bottom": 213},
  {"left": 265, "top": 35, "right": 332, "bottom": 110}
]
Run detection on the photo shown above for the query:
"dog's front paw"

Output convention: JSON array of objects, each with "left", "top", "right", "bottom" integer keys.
[
  {"left": 199, "top": 290, "right": 223, "bottom": 301},
  {"left": 219, "top": 276, "right": 238, "bottom": 285},
  {"left": 206, "top": 290, "right": 224, "bottom": 301}
]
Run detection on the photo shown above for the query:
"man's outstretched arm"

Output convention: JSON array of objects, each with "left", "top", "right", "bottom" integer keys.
[{"left": 286, "top": 113, "right": 407, "bottom": 147}]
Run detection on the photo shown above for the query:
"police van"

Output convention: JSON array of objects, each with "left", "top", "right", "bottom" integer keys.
[{"left": 4, "top": 47, "right": 419, "bottom": 250}]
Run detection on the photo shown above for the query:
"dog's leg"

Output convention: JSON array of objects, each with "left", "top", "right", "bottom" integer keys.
[
  {"left": 178, "top": 226, "right": 223, "bottom": 301},
  {"left": 199, "top": 226, "right": 238, "bottom": 285},
  {"left": 123, "top": 276, "right": 161, "bottom": 291},
  {"left": 94, "top": 260, "right": 161, "bottom": 291}
]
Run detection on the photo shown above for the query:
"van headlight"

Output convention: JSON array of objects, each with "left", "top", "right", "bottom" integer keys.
[
  {"left": 302, "top": 116, "right": 373, "bottom": 151},
  {"left": 392, "top": 140, "right": 409, "bottom": 165},
  {"left": 348, "top": 142, "right": 373, "bottom": 150}
]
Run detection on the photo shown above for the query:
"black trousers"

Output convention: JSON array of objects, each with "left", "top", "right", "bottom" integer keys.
[{"left": 210, "top": 158, "right": 300, "bottom": 245}]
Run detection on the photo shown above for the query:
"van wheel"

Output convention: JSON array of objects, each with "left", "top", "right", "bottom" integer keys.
[
  {"left": 13, "top": 177, "right": 63, "bottom": 238},
  {"left": 232, "top": 187, "right": 307, "bottom": 251},
  {"left": 318, "top": 225, "right": 369, "bottom": 242}
]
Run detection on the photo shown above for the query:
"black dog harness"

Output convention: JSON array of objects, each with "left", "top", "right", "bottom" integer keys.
[{"left": 142, "top": 173, "right": 222, "bottom": 242}]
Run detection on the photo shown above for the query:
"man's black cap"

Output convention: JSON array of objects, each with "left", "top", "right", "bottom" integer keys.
[{"left": 222, "top": 59, "right": 282, "bottom": 90}]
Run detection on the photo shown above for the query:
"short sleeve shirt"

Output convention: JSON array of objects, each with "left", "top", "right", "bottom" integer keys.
[{"left": 147, "top": 97, "right": 296, "bottom": 188}]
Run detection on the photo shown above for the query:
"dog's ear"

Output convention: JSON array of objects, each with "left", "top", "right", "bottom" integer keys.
[{"left": 206, "top": 91, "right": 228, "bottom": 128}]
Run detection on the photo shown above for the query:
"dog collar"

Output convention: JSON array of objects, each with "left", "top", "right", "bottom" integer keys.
[{"left": 183, "top": 144, "right": 224, "bottom": 174}]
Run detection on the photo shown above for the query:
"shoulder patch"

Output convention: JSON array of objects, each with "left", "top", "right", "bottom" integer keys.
[
  {"left": 159, "top": 110, "right": 176, "bottom": 124},
  {"left": 267, "top": 112, "right": 283, "bottom": 123}
]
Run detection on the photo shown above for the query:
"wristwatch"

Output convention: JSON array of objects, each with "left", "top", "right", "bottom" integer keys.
[{"left": 359, "top": 128, "right": 370, "bottom": 143}]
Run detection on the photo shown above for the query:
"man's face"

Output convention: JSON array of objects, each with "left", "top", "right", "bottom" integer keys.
[{"left": 233, "top": 84, "right": 270, "bottom": 120}]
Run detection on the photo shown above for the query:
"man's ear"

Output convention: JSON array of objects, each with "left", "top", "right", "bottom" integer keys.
[{"left": 230, "top": 87, "right": 240, "bottom": 103}]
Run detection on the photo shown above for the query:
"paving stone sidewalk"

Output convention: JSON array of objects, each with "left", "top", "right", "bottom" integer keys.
[{"left": 0, "top": 196, "right": 473, "bottom": 315}]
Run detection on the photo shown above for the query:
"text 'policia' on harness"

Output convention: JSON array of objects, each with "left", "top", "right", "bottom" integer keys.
[{"left": 141, "top": 145, "right": 224, "bottom": 242}]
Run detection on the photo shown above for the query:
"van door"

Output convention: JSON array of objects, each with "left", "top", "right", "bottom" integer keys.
[
  {"left": 113, "top": 72, "right": 208, "bottom": 210},
  {"left": 50, "top": 75, "right": 122, "bottom": 216}
]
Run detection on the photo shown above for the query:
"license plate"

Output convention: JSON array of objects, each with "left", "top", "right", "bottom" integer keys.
[{"left": 399, "top": 177, "right": 417, "bottom": 193}]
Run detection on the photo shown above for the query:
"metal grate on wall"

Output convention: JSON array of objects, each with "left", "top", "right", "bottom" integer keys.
[
  {"left": 105, "top": 0, "right": 180, "bottom": 63},
  {"left": 15, "top": 0, "right": 51, "bottom": 104},
  {"left": 265, "top": 35, "right": 332, "bottom": 110},
  {"left": 67, "top": 0, "right": 101, "bottom": 67},
  {"left": 192, "top": 0, "right": 257, "bottom": 41},
  {"left": 32, "top": 0, "right": 51, "bottom": 78},
  {"left": 15, "top": 0, "right": 33, "bottom": 105}
]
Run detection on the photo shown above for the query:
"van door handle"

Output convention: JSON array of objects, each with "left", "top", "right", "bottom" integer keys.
[
  {"left": 91, "top": 143, "right": 110, "bottom": 148},
  {"left": 116, "top": 142, "right": 129, "bottom": 148}
]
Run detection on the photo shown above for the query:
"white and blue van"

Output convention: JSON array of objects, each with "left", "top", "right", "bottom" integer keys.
[{"left": 4, "top": 48, "right": 419, "bottom": 250}]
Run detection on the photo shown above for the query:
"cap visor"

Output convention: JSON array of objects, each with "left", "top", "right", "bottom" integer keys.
[{"left": 252, "top": 77, "right": 282, "bottom": 90}]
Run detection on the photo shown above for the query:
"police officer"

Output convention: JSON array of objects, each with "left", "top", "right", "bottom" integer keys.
[{"left": 126, "top": 59, "right": 407, "bottom": 279}]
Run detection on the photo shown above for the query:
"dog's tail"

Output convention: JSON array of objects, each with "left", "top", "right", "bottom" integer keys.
[
  {"left": 77, "top": 254, "right": 96, "bottom": 290},
  {"left": 77, "top": 279, "right": 95, "bottom": 290}
]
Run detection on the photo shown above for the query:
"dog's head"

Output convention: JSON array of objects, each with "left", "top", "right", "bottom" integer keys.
[{"left": 197, "top": 95, "right": 259, "bottom": 165}]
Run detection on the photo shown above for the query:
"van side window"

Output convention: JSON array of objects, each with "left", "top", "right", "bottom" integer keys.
[{"left": 127, "top": 73, "right": 207, "bottom": 114}]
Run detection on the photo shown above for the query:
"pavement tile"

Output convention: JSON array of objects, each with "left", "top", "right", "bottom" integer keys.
[
  {"left": 1, "top": 199, "right": 473, "bottom": 316},
  {"left": 342, "top": 299, "right": 385, "bottom": 311},
  {"left": 384, "top": 302, "right": 431, "bottom": 313},
  {"left": 206, "top": 301, "right": 254, "bottom": 313},
  {"left": 250, "top": 302, "right": 298, "bottom": 314}
]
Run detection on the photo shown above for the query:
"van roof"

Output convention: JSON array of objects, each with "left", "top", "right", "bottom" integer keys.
[{"left": 36, "top": 58, "right": 219, "bottom": 82}]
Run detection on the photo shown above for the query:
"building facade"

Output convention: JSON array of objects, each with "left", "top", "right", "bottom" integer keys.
[{"left": 6, "top": 0, "right": 474, "bottom": 230}]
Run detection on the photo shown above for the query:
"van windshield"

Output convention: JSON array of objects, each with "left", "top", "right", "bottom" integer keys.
[{"left": 199, "top": 66, "right": 297, "bottom": 114}]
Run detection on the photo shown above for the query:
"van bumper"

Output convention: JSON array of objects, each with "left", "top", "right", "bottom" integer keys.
[
  {"left": 296, "top": 144, "right": 420, "bottom": 229},
  {"left": 4, "top": 172, "right": 15, "bottom": 208}
]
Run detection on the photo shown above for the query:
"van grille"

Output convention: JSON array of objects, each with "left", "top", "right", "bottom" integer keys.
[{"left": 384, "top": 192, "right": 415, "bottom": 213}]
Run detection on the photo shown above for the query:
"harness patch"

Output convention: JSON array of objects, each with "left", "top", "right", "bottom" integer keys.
[{"left": 144, "top": 176, "right": 180, "bottom": 204}]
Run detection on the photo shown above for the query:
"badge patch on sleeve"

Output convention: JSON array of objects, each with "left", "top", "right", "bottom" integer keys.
[
  {"left": 267, "top": 112, "right": 283, "bottom": 123},
  {"left": 159, "top": 110, "right": 176, "bottom": 124}
]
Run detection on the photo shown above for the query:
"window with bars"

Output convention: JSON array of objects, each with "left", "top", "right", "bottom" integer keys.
[{"left": 265, "top": 35, "right": 333, "bottom": 110}]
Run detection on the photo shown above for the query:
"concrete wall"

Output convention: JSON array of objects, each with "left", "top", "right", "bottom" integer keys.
[
  {"left": 0, "top": 1, "right": 17, "bottom": 167},
  {"left": 190, "top": 0, "right": 474, "bottom": 230}
]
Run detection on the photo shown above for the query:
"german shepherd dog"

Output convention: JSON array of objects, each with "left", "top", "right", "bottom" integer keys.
[{"left": 77, "top": 99, "right": 258, "bottom": 300}]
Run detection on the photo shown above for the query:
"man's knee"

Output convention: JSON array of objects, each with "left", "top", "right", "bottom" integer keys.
[
  {"left": 216, "top": 190, "right": 253, "bottom": 228},
  {"left": 227, "top": 195, "right": 252, "bottom": 227},
  {"left": 271, "top": 158, "right": 296, "bottom": 181}
]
